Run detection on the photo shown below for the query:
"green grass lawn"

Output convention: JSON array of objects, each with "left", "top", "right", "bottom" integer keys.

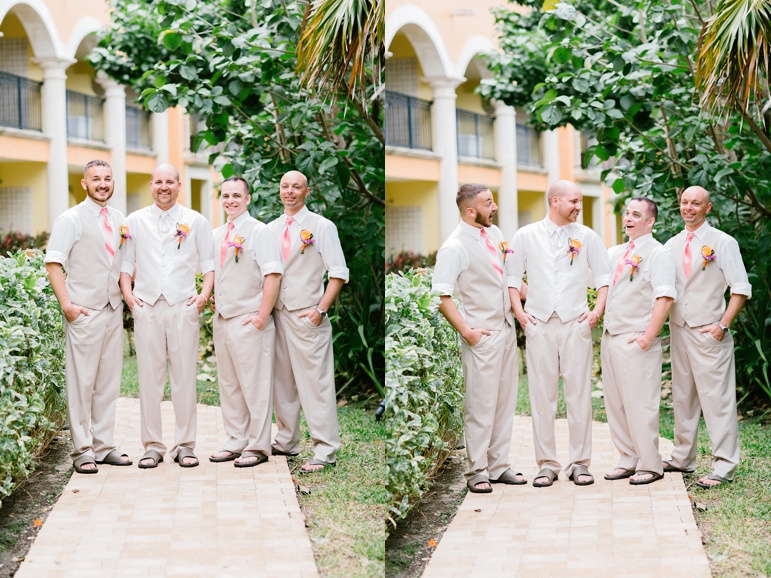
[
  {"left": 515, "top": 353, "right": 771, "bottom": 576},
  {"left": 120, "top": 333, "right": 385, "bottom": 578}
]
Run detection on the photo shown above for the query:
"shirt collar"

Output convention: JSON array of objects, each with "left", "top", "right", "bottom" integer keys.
[
  {"left": 629, "top": 233, "right": 653, "bottom": 249},
  {"left": 284, "top": 205, "right": 309, "bottom": 225},
  {"left": 150, "top": 202, "right": 180, "bottom": 222},
  {"left": 83, "top": 197, "right": 107, "bottom": 217},
  {"left": 228, "top": 211, "right": 251, "bottom": 230},
  {"left": 544, "top": 216, "right": 573, "bottom": 237},
  {"left": 459, "top": 219, "right": 485, "bottom": 239},
  {"left": 686, "top": 220, "right": 711, "bottom": 241}
]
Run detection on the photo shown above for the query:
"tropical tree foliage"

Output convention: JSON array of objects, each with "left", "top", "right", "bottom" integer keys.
[
  {"left": 481, "top": 0, "right": 771, "bottom": 404},
  {"left": 90, "top": 0, "right": 384, "bottom": 396}
]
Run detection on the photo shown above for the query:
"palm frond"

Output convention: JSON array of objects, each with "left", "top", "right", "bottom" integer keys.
[{"left": 696, "top": 0, "right": 771, "bottom": 116}]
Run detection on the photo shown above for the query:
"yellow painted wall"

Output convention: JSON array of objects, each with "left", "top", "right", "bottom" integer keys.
[
  {"left": 0, "top": 162, "right": 48, "bottom": 233},
  {"left": 66, "top": 60, "right": 97, "bottom": 94},
  {"left": 127, "top": 173, "right": 152, "bottom": 207},
  {"left": 388, "top": 32, "right": 433, "bottom": 101},
  {"left": 583, "top": 195, "right": 594, "bottom": 230},
  {"left": 386, "top": 181, "right": 442, "bottom": 253},
  {"left": 68, "top": 172, "right": 85, "bottom": 206},
  {"left": 190, "top": 179, "right": 203, "bottom": 214},
  {"left": 518, "top": 190, "right": 546, "bottom": 224},
  {"left": 456, "top": 81, "right": 486, "bottom": 113}
]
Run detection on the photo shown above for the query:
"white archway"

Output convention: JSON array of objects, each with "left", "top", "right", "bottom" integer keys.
[
  {"left": 0, "top": 0, "right": 61, "bottom": 59},
  {"left": 386, "top": 4, "right": 452, "bottom": 80},
  {"left": 65, "top": 16, "right": 105, "bottom": 61},
  {"left": 455, "top": 35, "right": 497, "bottom": 80}
]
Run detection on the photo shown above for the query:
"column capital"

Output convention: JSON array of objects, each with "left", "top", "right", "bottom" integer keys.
[
  {"left": 423, "top": 76, "right": 465, "bottom": 98},
  {"left": 95, "top": 70, "right": 126, "bottom": 99},
  {"left": 33, "top": 57, "right": 75, "bottom": 78},
  {"left": 493, "top": 99, "right": 516, "bottom": 118}
]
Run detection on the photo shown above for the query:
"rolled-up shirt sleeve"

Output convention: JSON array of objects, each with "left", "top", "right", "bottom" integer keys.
[
  {"left": 251, "top": 226, "right": 283, "bottom": 276},
  {"left": 44, "top": 211, "right": 80, "bottom": 266},
  {"left": 120, "top": 215, "right": 136, "bottom": 277},
  {"left": 195, "top": 216, "right": 215, "bottom": 275},
  {"left": 587, "top": 234, "right": 612, "bottom": 288},
  {"left": 720, "top": 236, "right": 752, "bottom": 298},
  {"left": 649, "top": 248, "right": 677, "bottom": 300},
  {"left": 506, "top": 232, "right": 525, "bottom": 289},
  {"left": 317, "top": 219, "right": 349, "bottom": 282},
  {"left": 432, "top": 240, "right": 465, "bottom": 296}
]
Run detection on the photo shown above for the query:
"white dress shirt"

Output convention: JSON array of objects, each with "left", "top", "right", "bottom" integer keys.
[
  {"left": 664, "top": 221, "right": 752, "bottom": 297},
  {"left": 121, "top": 202, "right": 215, "bottom": 306},
  {"left": 608, "top": 233, "right": 677, "bottom": 299},
  {"left": 274, "top": 206, "right": 349, "bottom": 282},
  {"left": 507, "top": 216, "right": 611, "bottom": 322},
  {"left": 224, "top": 212, "right": 283, "bottom": 276},
  {"left": 45, "top": 198, "right": 121, "bottom": 265}
]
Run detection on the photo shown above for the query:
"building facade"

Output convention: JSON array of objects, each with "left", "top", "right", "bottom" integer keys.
[
  {"left": 385, "top": 1, "right": 620, "bottom": 257},
  {"left": 0, "top": 0, "right": 222, "bottom": 234}
]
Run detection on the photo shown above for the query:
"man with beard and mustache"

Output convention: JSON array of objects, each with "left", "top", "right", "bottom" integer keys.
[
  {"left": 432, "top": 183, "right": 525, "bottom": 493},
  {"left": 663, "top": 186, "right": 751, "bottom": 489},
  {"left": 45, "top": 160, "right": 132, "bottom": 474},
  {"left": 508, "top": 180, "right": 611, "bottom": 487}
]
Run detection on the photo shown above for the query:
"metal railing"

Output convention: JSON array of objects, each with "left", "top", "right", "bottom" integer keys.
[
  {"left": 66, "top": 89, "right": 104, "bottom": 142},
  {"left": 385, "top": 90, "right": 432, "bottom": 150},
  {"left": 456, "top": 109, "right": 495, "bottom": 160},
  {"left": 0, "top": 71, "right": 42, "bottom": 131},
  {"left": 126, "top": 105, "right": 151, "bottom": 149},
  {"left": 516, "top": 123, "right": 543, "bottom": 168}
]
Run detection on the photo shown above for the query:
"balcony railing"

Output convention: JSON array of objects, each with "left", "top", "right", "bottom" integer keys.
[
  {"left": 385, "top": 90, "right": 432, "bottom": 150},
  {"left": 126, "top": 105, "right": 151, "bottom": 150},
  {"left": 0, "top": 71, "right": 42, "bottom": 131},
  {"left": 456, "top": 109, "right": 495, "bottom": 161},
  {"left": 66, "top": 90, "right": 104, "bottom": 142},
  {"left": 516, "top": 123, "right": 543, "bottom": 168}
]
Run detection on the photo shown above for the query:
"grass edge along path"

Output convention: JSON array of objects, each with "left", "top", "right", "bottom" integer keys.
[{"left": 123, "top": 355, "right": 386, "bottom": 577}]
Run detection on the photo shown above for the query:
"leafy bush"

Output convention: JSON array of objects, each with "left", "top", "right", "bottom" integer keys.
[
  {"left": 385, "top": 250, "right": 437, "bottom": 275},
  {"left": 385, "top": 270, "right": 463, "bottom": 529},
  {"left": 0, "top": 230, "right": 49, "bottom": 257},
  {"left": 0, "top": 250, "right": 66, "bottom": 505}
]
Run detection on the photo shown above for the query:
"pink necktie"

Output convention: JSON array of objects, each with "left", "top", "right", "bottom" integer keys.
[
  {"left": 282, "top": 216, "right": 294, "bottom": 261},
  {"left": 220, "top": 221, "right": 234, "bottom": 267},
  {"left": 683, "top": 232, "right": 695, "bottom": 278},
  {"left": 480, "top": 229, "right": 503, "bottom": 276},
  {"left": 612, "top": 240, "right": 634, "bottom": 285},
  {"left": 100, "top": 207, "right": 114, "bottom": 262}
]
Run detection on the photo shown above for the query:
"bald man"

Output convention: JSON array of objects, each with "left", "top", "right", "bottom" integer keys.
[
  {"left": 508, "top": 180, "right": 611, "bottom": 487},
  {"left": 664, "top": 186, "right": 751, "bottom": 488},
  {"left": 120, "top": 163, "right": 214, "bottom": 469},
  {"left": 268, "top": 170, "right": 349, "bottom": 473}
]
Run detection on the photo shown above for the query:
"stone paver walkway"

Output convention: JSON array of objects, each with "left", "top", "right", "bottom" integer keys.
[
  {"left": 16, "top": 398, "right": 318, "bottom": 578},
  {"left": 423, "top": 416, "right": 711, "bottom": 578}
]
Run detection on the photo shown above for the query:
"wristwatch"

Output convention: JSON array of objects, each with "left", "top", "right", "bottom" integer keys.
[
  {"left": 716, "top": 322, "right": 729, "bottom": 334},
  {"left": 314, "top": 307, "right": 327, "bottom": 319}
]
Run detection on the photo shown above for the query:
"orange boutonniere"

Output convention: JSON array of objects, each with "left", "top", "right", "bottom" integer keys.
[
  {"left": 625, "top": 254, "right": 643, "bottom": 281},
  {"left": 300, "top": 229, "right": 315, "bottom": 254},
  {"left": 119, "top": 225, "right": 131, "bottom": 249},
  {"left": 228, "top": 236, "right": 244, "bottom": 263},
  {"left": 701, "top": 246, "right": 716, "bottom": 270},
  {"left": 567, "top": 238, "right": 582, "bottom": 265},
  {"left": 175, "top": 223, "right": 190, "bottom": 249},
  {"left": 498, "top": 241, "right": 514, "bottom": 263}
]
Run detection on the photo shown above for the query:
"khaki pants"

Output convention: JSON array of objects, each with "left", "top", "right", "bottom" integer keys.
[
  {"left": 213, "top": 312, "right": 275, "bottom": 455},
  {"left": 524, "top": 314, "right": 593, "bottom": 478},
  {"left": 460, "top": 323, "right": 519, "bottom": 481},
  {"left": 668, "top": 323, "right": 739, "bottom": 480},
  {"left": 133, "top": 298, "right": 199, "bottom": 460},
  {"left": 601, "top": 332, "right": 662, "bottom": 474},
  {"left": 64, "top": 303, "right": 123, "bottom": 462},
  {"left": 272, "top": 307, "right": 339, "bottom": 464}
]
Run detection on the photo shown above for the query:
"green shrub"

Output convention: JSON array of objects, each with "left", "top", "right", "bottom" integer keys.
[
  {"left": 385, "top": 270, "right": 464, "bottom": 529},
  {"left": 0, "top": 250, "right": 66, "bottom": 505}
]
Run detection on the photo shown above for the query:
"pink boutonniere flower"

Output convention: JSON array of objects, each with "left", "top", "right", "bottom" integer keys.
[
  {"left": 625, "top": 254, "right": 643, "bottom": 282},
  {"left": 498, "top": 241, "right": 514, "bottom": 263},
  {"left": 701, "top": 245, "right": 716, "bottom": 270},
  {"left": 300, "top": 229, "right": 315, "bottom": 254},
  {"left": 567, "top": 238, "right": 582, "bottom": 265},
  {"left": 119, "top": 225, "right": 132, "bottom": 249},
  {"left": 175, "top": 223, "right": 190, "bottom": 250},
  {"left": 228, "top": 235, "right": 244, "bottom": 263}
]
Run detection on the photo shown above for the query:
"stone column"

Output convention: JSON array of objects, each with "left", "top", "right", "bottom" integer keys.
[
  {"left": 152, "top": 111, "right": 169, "bottom": 164},
  {"left": 427, "top": 77, "right": 463, "bottom": 243},
  {"left": 96, "top": 71, "right": 127, "bottom": 215},
  {"left": 36, "top": 57, "right": 73, "bottom": 229},
  {"left": 494, "top": 100, "right": 518, "bottom": 239}
]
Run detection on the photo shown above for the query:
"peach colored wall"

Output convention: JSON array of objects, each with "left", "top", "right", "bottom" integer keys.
[
  {"left": 46, "top": 0, "right": 109, "bottom": 46},
  {"left": 385, "top": 153, "right": 440, "bottom": 182},
  {"left": 0, "top": 135, "right": 49, "bottom": 161},
  {"left": 126, "top": 154, "right": 157, "bottom": 175},
  {"left": 457, "top": 164, "right": 500, "bottom": 188},
  {"left": 67, "top": 145, "right": 110, "bottom": 168},
  {"left": 517, "top": 171, "right": 547, "bottom": 193}
]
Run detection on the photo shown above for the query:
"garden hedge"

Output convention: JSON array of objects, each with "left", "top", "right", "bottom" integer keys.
[
  {"left": 0, "top": 250, "right": 66, "bottom": 505},
  {"left": 385, "top": 270, "right": 464, "bottom": 529}
]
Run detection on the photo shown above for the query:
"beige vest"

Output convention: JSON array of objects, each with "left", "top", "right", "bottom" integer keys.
[
  {"left": 65, "top": 202, "right": 123, "bottom": 310},
  {"left": 604, "top": 239, "right": 658, "bottom": 335},
  {"left": 670, "top": 228, "right": 727, "bottom": 327},
  {"left": 270, "top": 212, "right": 326, "bottom": 311},
  {"left": 454, "top": 226, "right": 514, "bottom": 330},
  {"left": 214, "top": 217, "right": 266, "bottom": 319}
]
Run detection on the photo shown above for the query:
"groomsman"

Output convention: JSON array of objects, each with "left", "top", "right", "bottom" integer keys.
[
  {"left": 45, "top": 160, "right": 131, "bottom": 473},
  {"left": 664, "top": 186, "right": 751, "bottom": 488},
  {"left": 208, "top": 177, "right": 282, "bottom": 467},
  {"left": 268, "top": 170, "right": 349, "bottom": 473},
  {"left": 120, "top": 164, "right": 214, "bottom": 469},
  {"left": 433, "top": 183, "right": 524, "bottom": 493},
  {"left": 508, "top": 180, "right": 611, "bottom": 487},
  {"left": 602, "top": 198, "right": 675, "bottom": 485}
]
